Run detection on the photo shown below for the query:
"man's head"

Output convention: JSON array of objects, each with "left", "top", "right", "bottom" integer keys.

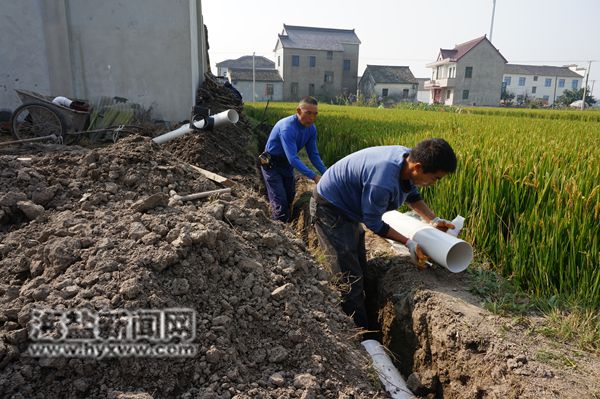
[
  {"left": 296, "top": 96, "right": 318, "bottom": 127},
  {"left": 406, "top": 138, "right": 457, "bottom": 187}
]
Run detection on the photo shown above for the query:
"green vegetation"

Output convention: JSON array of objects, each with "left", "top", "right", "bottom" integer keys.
[{"left": 245, "top": 102, "right": 600, "bottom": 317}]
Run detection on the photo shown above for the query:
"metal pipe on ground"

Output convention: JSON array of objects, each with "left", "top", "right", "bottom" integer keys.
[{"left": 152, "top": 109, "right": 239, "bottom": 145}]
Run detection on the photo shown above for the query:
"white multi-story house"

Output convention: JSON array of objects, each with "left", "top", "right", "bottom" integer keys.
[
  {"left": 216, "top": 56, "right": 275, "bottom": 79},
  {"left": 358, "top": 65, "right": 418, "bottom": 103},
  {"left": 228, "top": 68, "right": 283, "bottom": 102},
  {"left": 274, "top": 24, "right": 361, "bottom": 101},
  {"left": 502, "top": 64, "right": 584, "bottom": 105},
  {"left": 425, "top": 36, "right": 507, "bottom": 106}
]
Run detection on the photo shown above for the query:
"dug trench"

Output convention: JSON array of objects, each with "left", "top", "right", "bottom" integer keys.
[{"left": 0, "top": 74, "right": 598, "bottom": 398}]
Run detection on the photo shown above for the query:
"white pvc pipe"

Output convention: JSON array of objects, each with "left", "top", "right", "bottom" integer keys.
[
  {"left": 52, "top": 96, "right": 72, "bottom": 108},
  {"left": 382, "top": 211, "right": 473, "bottom": 273},
  {"left": 152, "top": 109, "right": 239, "bottom": 144},
  {"left": 361, "top": 340, "right": 416, "bottom": 399}
]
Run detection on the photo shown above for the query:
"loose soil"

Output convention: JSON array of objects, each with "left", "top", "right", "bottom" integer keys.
[{"left": 0, "top": 76, "right": 598, "bottom": 398}]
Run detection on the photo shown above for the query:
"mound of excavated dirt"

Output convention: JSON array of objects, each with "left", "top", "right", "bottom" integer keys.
[{"left": 0, "top": 135, "right": 386, "bottom": 398}]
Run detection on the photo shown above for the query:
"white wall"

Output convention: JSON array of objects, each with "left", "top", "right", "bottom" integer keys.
[
  {"left": 0, "top": 0, "right": 207, "bottom": 122},
  {"left": 502, "top": 74, "right": 582, "bottom": 105},
  {"left": 233, "top": 81, "right": 283, "bottom": 102}
]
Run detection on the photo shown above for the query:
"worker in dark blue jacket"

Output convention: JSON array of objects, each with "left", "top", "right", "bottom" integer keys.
[
  {"left": 312, "top": 139, "right": 457, "bottom": 331},
  {"left": 260, "top": 96, "right": 327, "bottom": 222}
]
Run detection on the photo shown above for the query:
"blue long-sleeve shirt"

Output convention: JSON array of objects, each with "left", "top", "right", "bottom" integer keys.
[
  {"left": 264, "top": 115, "right": 327, "bottom": 179},
  {"left": 316, "top": 146, "right": 422, "bottom": 235}
]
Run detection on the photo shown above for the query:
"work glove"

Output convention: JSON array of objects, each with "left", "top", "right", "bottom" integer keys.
[
  {"left": 405, "top": 239, "right": 429, "bottom": 270},
  {"left": 430, "top": 217, "right": 455, "bottom": 232}
]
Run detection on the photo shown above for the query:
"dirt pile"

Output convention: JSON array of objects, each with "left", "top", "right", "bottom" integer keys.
[{"left": 0, "top": 135, "right": 385, "bottom": 398}]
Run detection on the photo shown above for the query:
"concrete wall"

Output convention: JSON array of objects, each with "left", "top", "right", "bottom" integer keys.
[
  {"left": 502, "top": 74, "right": 582, "bottom": 105},
  {"left": 452, "top": 41, "right": 505, "bottom": 106},
  {"left": 0, "top": 0, "right": 207, "bottom": 121},
  {"left": 232, "top": 81, "right": 283, "bottom": 102}
]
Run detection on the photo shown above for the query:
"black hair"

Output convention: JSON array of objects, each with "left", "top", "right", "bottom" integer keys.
[
  {"left": 299, "top": 96, "right": 318, "bottom": 106},
  {"left": 410, "top": 138, "right": 457, "bottom": 173}
]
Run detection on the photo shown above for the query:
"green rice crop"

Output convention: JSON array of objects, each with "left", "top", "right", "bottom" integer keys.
[{"left": 246, "top": 102, "right": 600, "bottom": 309}]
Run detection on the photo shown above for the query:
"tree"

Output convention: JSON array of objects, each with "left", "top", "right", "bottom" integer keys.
[{"left": 555, "top": 88, "right": 597, "bottom": 107}]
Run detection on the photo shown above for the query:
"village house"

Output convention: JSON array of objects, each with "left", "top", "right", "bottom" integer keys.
[
  {"left": 425, "top": 36, "right": 507, "bottom": 106},
  {"left": 358, "top": 65, "right": 418, "bottom": 104},
  {"left": 216, "top": 56, "right": 275, "bottom": 79},
  {"left": 227, "top": 68, "right": 283, "bottom": 102},
  {"left": 502, "top": 64, "right": 584, "bottom": 105},
  {"left": 274, "top": 24, "right": 360, "bottom": 101}
]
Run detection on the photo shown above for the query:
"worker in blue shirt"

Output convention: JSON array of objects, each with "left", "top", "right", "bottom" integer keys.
[
  {"left": 311, "top": 139, "right": 457, "bottom": 331},
  {"left": 260, "top": 96, "right": 327, "bottom": 222}
]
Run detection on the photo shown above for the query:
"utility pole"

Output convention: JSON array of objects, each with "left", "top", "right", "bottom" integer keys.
[
  {"left": 489, "top": 0, "right": 497, "bottom": 42},
  {"left": 252, "top": 52, "right": 256, "bottom": 103},
  {"left": 581, "top": 60, "right": 591, "bottom": 110}
]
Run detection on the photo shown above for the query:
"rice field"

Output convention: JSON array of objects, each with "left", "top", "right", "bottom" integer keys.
[{"left": 246, "top": 102, "right": 600, "bottom": 309}]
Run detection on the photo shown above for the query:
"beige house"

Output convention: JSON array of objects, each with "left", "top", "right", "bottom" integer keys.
[
  {"left": 358, "top": 65, "right": 418, "bottom": 103},
  {"left": 274, "top": 24, "right": 360, "bottom": 101},
  {"left": 425, "top": 36, "right": 507, "bottom": 106}
]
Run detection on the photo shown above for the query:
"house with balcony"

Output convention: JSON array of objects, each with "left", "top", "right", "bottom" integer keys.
[
  {"left": 274, "top": 24, "right": 360, "bottom": 101},
  {"left": 502, "top": 64, "right": 584, "bottom": 105},
  {"left": 358, "top": 65, "right": 418, "bottom": 104},
  {"left": 425, "top": 36, "right": 507, "bottom": 106},
  {"left": 216, "top": 55, "right": 276, "bottom": 79},
  {"left": 228, "top": 68, "right": 283, "bottom": 102}
]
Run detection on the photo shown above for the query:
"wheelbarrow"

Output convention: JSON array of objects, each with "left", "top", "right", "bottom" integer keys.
[{"left": 6, "top": 89, "right": 142, "bottom": 146}]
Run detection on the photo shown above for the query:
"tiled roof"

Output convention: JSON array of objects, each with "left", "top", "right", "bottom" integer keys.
[
  {"left": 504, "top": 64, "right": 583, "bottom": 78},
  {"left": 228, "top": 68, "right": 283, "bottom": 82},
  {"left": 364, "top": 65, "right": 417, "bottom": 84},
  {"left": 438, "top": 36, "right": 507, "bottom": 63},
  {"left": 277, "top": 24, "right": 360, "bottom": 51},
  {"left": 216, "top": 55, "right": 275, "bottom": 69}
]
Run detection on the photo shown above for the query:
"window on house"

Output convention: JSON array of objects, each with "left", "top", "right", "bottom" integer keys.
[
  {"left": 504, "top": 76, "right": 512, "bottom": 86},
  {"left": 292, "top": 55, "right": 300, "bottom": 67},
  {"left": 309, "top": 56, "right": 316, "bottom": 67},
  {"left": 572, "top": 80, "right": 578, "bottom": 89},
  {"left": 326, "top": 51, "right": 333, "bottom": 60},
  {"left": 462, "top": 90, "right": 469, "bottom": 100},
  {"left": 343, "top": 59, "right": 351, "bottom": 71},
  {"left": 449, "top": 67, "right": 456, "bottom": 78},
  {"left": 403, "top": 89, "right": 409, "bottom": 99},
  {"left": 558, "top": 79, "right": 565, "bottom": 88},
  {"left": 545, "top": 78, "right": 552, "bottom": 87},
  {"left": 308, "top": 83, "right": 315, "bottom": 96},
  {"left": 324, "top": 71, "right": 334, "bottom": 83},
  {"left": 266, "top": 84, "right": 274, "bottom": 96},
  {"left": 518, "top": 77, "right": 526, "bottom": 86},
  {"left": 465, "top": 67, "right": 473, "bottom": 78},
  {"left": 543, "top": 95, "right": 549, "bottom": 101},
  {"left": 532, "top": 86, "right": 537, "bottom": 94},
  {"left": 278, "top": 56, "right": 280, "bottom": 67},
  {"left": 533, "top": 76, "right": 538, "bottom": 81},
  {"left": 382, "top": 88, "right": 389, "bottom": 97},
  {"left": 446, "top": 90, "right": 451, "bottom": 99},
  {"left": 291, "top": 82, "right": 299, "bottom": 96}
]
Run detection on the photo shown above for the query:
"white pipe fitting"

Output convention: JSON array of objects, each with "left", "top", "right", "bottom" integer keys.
[
  {"left": 361, "top": 340, "right": 416, "bottom": 399},
  {"left": 382, "top": 211, "right": 473, "bottom": 273},
  {"left": 152, "top": 109, "right": 239, "bottom": 145}
]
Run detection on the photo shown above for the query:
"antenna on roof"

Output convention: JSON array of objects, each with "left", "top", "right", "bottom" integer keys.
[{"left": 489, "top": 0, "right": 497, "bottom": 42}]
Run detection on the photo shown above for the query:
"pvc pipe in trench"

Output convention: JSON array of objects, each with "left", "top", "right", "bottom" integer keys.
[
  {"left": 152, "top": 109, "right": 239, "bottom": 145},
  {"left": 361, "top": 340, "right": 416, "bottom": 399},
  {"left": 382, "top": 211, "right": 473, "bottom": 273}
]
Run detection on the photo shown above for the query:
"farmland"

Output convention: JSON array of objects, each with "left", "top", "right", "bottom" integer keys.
[{"left": 246, "top": 102, "right": 600, "bottom": 310}]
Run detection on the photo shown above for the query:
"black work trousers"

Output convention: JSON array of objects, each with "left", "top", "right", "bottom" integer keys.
[{"left": 311, "top": 189, "right": 368, "bottom": 329}]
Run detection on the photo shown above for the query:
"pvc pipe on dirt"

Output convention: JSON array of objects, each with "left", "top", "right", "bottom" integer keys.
[
  {"left": 382, "top": 211, "right": 473, "bottom": 273},
  {"left": 361, "top": 340, "right": 416, "bottom": 399},
  {"left": 152, "top": 109, "right": 239, "bottom": 145}
]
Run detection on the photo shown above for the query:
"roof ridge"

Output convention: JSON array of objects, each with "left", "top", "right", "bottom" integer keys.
[{"left": 283, "top": 24, "right": 356, "bottom": 33}]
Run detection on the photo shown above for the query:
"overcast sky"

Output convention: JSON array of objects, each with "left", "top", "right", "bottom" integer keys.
[{"left": 202, "top": 0, "right": 600, "bottom": 99}]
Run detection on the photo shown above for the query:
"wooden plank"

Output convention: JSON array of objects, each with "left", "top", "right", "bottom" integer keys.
[{"left": 183, "top": 162, "right": 234, "bottom": 187}]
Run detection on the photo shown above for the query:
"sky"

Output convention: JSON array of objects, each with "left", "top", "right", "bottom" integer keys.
[{"left": 201, "top": 0, "right": 600, "bottom": 99}]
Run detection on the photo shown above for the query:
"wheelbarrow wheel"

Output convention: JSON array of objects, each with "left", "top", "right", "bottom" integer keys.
[{"left": 10, "top": 102, "right": 66, "bottom": 141}]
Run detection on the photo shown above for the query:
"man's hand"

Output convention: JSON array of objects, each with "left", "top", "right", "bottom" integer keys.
[
  {"left": 406, "top": 239, "right": 429, "bottom": 270},
  {"left": 430, "top": 217, "right": 455, "bottom": 232},
  {"left": 313, "top": 175, "right": 321, "bottom": 183}
]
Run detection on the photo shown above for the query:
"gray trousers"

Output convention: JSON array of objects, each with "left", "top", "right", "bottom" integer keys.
[{"left": 311, "top": 189, "right": 368, "bottom": 329}]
